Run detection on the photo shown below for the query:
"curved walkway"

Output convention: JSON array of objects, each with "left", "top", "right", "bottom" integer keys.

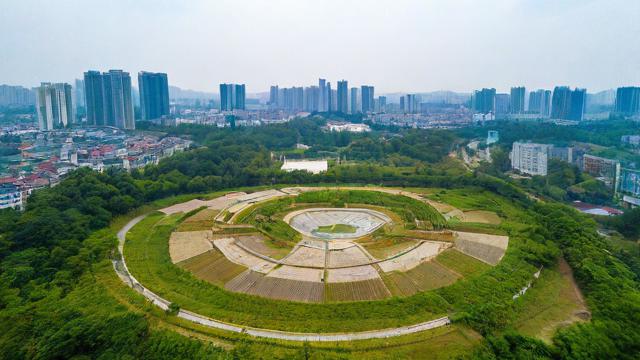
[{"left": 113, "top": 213, "right": 451, "bottom": 341}]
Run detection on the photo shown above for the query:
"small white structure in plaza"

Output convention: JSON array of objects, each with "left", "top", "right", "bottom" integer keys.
[{"left": 281, "top": 159, "right": 328, "bottom": 174}]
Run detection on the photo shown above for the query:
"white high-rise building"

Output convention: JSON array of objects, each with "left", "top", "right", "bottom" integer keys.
[
  {"left": 35, "top": 82, "right": 74, "bottom": 131},
  {"left": 510, "top": 142, "right": 552, "bottom": 176}
]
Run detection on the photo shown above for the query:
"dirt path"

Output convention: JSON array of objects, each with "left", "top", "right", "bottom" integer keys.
[
  {"left": 558, "top": 257, "right": 587, "bottom": 309},
  {"left": 113, "top": 213, "right": 451, "bottom": 342}
]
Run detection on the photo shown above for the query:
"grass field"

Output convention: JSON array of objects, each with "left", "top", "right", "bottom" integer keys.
[
  {"left": 435, "top": 249, "right": 491, "bottom": 277},
  {"left": 178, "top": 249, "right": 246, "bottom": 286},
  {"left": 512, "top": 259, "right": 589, "bottom": 343},
  {"left": 316, "top": 223, "right": 358, "bottom": 234}
]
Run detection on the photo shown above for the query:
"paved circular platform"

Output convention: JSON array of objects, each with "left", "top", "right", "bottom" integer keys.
[{"left": 285, "top": 208, "right": 391, "bottom": 239}]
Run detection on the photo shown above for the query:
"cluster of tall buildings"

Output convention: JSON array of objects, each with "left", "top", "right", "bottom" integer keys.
[
  {"left": 268, "top": 79, "right": 379, "bottom": 114},
  {"left": 399, "top": 94, "right": 420, "bottom": 113},
  {"left": 33, "top": 70, "right": 170, "bottom": 131},
  {"left": 528, "top": 89, "right": 552, "bottom": 117},
  {"left": 472, "top": 86, "right": 586, "bottom": 121},
  {"left": 0, "top": 85, "right": 35, "bottom": 107},
  {"left": 35, "top": 83, "right": 74, "bottom": 131},
  {"left": 84, "top": 70, "right": 135, "bottom": 130},
  {"left": 219, "top": 83, "right": 246, "bottom": 111}
]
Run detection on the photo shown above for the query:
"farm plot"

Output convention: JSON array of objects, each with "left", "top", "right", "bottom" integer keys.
[
  {"left": 178, "top": 248, "right": 246, "bottom": 286},
  {"left": 382, "top": 261, "right": 461, "bottom": 297},
  {"left": 325, "top": 279, "right": 391, "bottom": 302},
  {"left": 169, "top": 230, "right": 213, "bottom": 263},
  {"left": 454, "top": 231, "right": 509, "bottom": 265},
  {"left": 281, "top": 245, "right": 325, "bottom": 268},
  {"left": 235, "top": 234, "right": 290, "bottom": 260},
  {"left": 213, "top": 237, "right": 277, "bottom": 273},
  {"left": 160, "top": 199, "right": 207, "bottom": 215},
  {"left": 225, "top": 270, "right": 324, "bottom": 303},
  {"left": 327, "top": 245, "right": 372, "bottom": 267},
  {"left": 266, "top": 265, "right": 324, "bottom": 282},
  {"left": 357, "top": 237, "right": 418, "bottom": 260},
  {"left": 202, "top": 192, "right": 246, "bottom": 209},
  {"left": 378, "top": 241, "right": 452, "bottom": 272},
  {"left": 435, "top": 248, "right": 491, "bottom": 277},
  {"left": 460, "top": 210, "right": 502, "bottom": 225},
  {"left": 326, "top": 265, "right": 381, "bottom": 282},
  {"left": 177, "top": 208, "right": 219, "bottom": 231}
]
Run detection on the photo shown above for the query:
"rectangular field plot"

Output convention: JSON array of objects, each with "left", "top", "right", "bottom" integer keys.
[
  {"left": 435, "top": 249, "right": 491, "bottom": 277},
  {"left": 169, "top": 230, "right": 213, "bottom": 263},
  {"left": 226, "top": 270, "right": 324, "bottom": 303},
  {"left": 214, "top": 237, "right": 277, "bottom": 273},
  {"left": 325, "top": 279, "right": 391, "bottom": 302},
  {"left": 378, "top": 241, "right": 451, "bottom": 272},
  {"left": 178, "top": 249, "right": 246, "bottom": 286},
  {"left": 454, "top": 231, "right": 509, "bottom": 265},
  {"left": 327, "top": 265, "right": 381, "bottom": 283},
  {"left": 357, "top": 237, "right": 418, "bottom": 260},
  {"left": 382, "top": 261, "right": 461, "bottom": 297},
  {"left": 281, "top": 246, "right": 325, "bottom": 267},
  {"left": 177, "top": 208, "right": 219, "bottom": 231},
  {"left": 267, "top": 265, "right": 324, "bottom": 282},
  {"left": 327, "top": 246, "right": 371, "bottom": 267},
  {"left": 235, "top": 235, "right": 290, "bottom": 260}
]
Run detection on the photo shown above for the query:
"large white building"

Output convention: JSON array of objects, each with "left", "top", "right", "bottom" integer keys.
[
  {"left": 510, "top": 142, "right": 552, "bottom": 176},
  {"left": 281, "top": 159, "right": 328, "bottom": 174},
  {"left": 327, "top": 122, "right": 371, "bottom": 133}
]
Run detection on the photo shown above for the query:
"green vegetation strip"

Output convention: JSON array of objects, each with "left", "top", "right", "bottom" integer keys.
[{"left": 316, "top": 223, "right": 357, "bottom": 234}]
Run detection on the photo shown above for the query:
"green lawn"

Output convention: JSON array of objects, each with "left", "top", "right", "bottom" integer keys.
[
  {"left": 316, "top": 223, "right": 357, "bottom": 234},
  {"left": 512, "top": 259, "right": 589, "bottom": 343}
]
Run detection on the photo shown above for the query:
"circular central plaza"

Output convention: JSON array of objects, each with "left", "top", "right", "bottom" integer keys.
[{"left": 284, "top": 208, "right": 391, "bottom": 239}]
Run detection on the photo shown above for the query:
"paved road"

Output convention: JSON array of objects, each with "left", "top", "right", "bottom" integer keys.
[{"left": 113, "top": 212, "right": 451, "bottom": 342}]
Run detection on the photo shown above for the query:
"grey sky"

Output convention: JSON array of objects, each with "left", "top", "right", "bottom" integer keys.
[{"left": 1, "top": 0, "right": 639, "bottom": 93}]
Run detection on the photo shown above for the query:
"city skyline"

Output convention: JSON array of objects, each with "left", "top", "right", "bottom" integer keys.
[{"left": 1, "top": 0, "right": 639, "bottom": 94}]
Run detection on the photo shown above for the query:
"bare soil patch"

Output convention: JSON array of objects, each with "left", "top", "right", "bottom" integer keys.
[{"left": 169, "top": 230, "right": 213, "bottom": 263}]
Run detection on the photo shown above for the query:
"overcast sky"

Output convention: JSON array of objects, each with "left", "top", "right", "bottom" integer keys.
[{"left": 1, "top": 0, "right": 639, "bottom": 93}]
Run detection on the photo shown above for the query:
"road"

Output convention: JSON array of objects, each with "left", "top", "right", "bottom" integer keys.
[{"left": 113, "top": 213, "right": 451, "bottom": 342}]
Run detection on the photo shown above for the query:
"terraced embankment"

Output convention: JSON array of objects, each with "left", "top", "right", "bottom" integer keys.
[{"left": 113, "top": 214, "right": 451, "bottom": 342}]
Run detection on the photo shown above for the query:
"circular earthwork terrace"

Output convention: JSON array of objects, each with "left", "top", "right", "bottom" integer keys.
[{"left": 120, "top": 187, "right": 510, "bottom": 332}]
